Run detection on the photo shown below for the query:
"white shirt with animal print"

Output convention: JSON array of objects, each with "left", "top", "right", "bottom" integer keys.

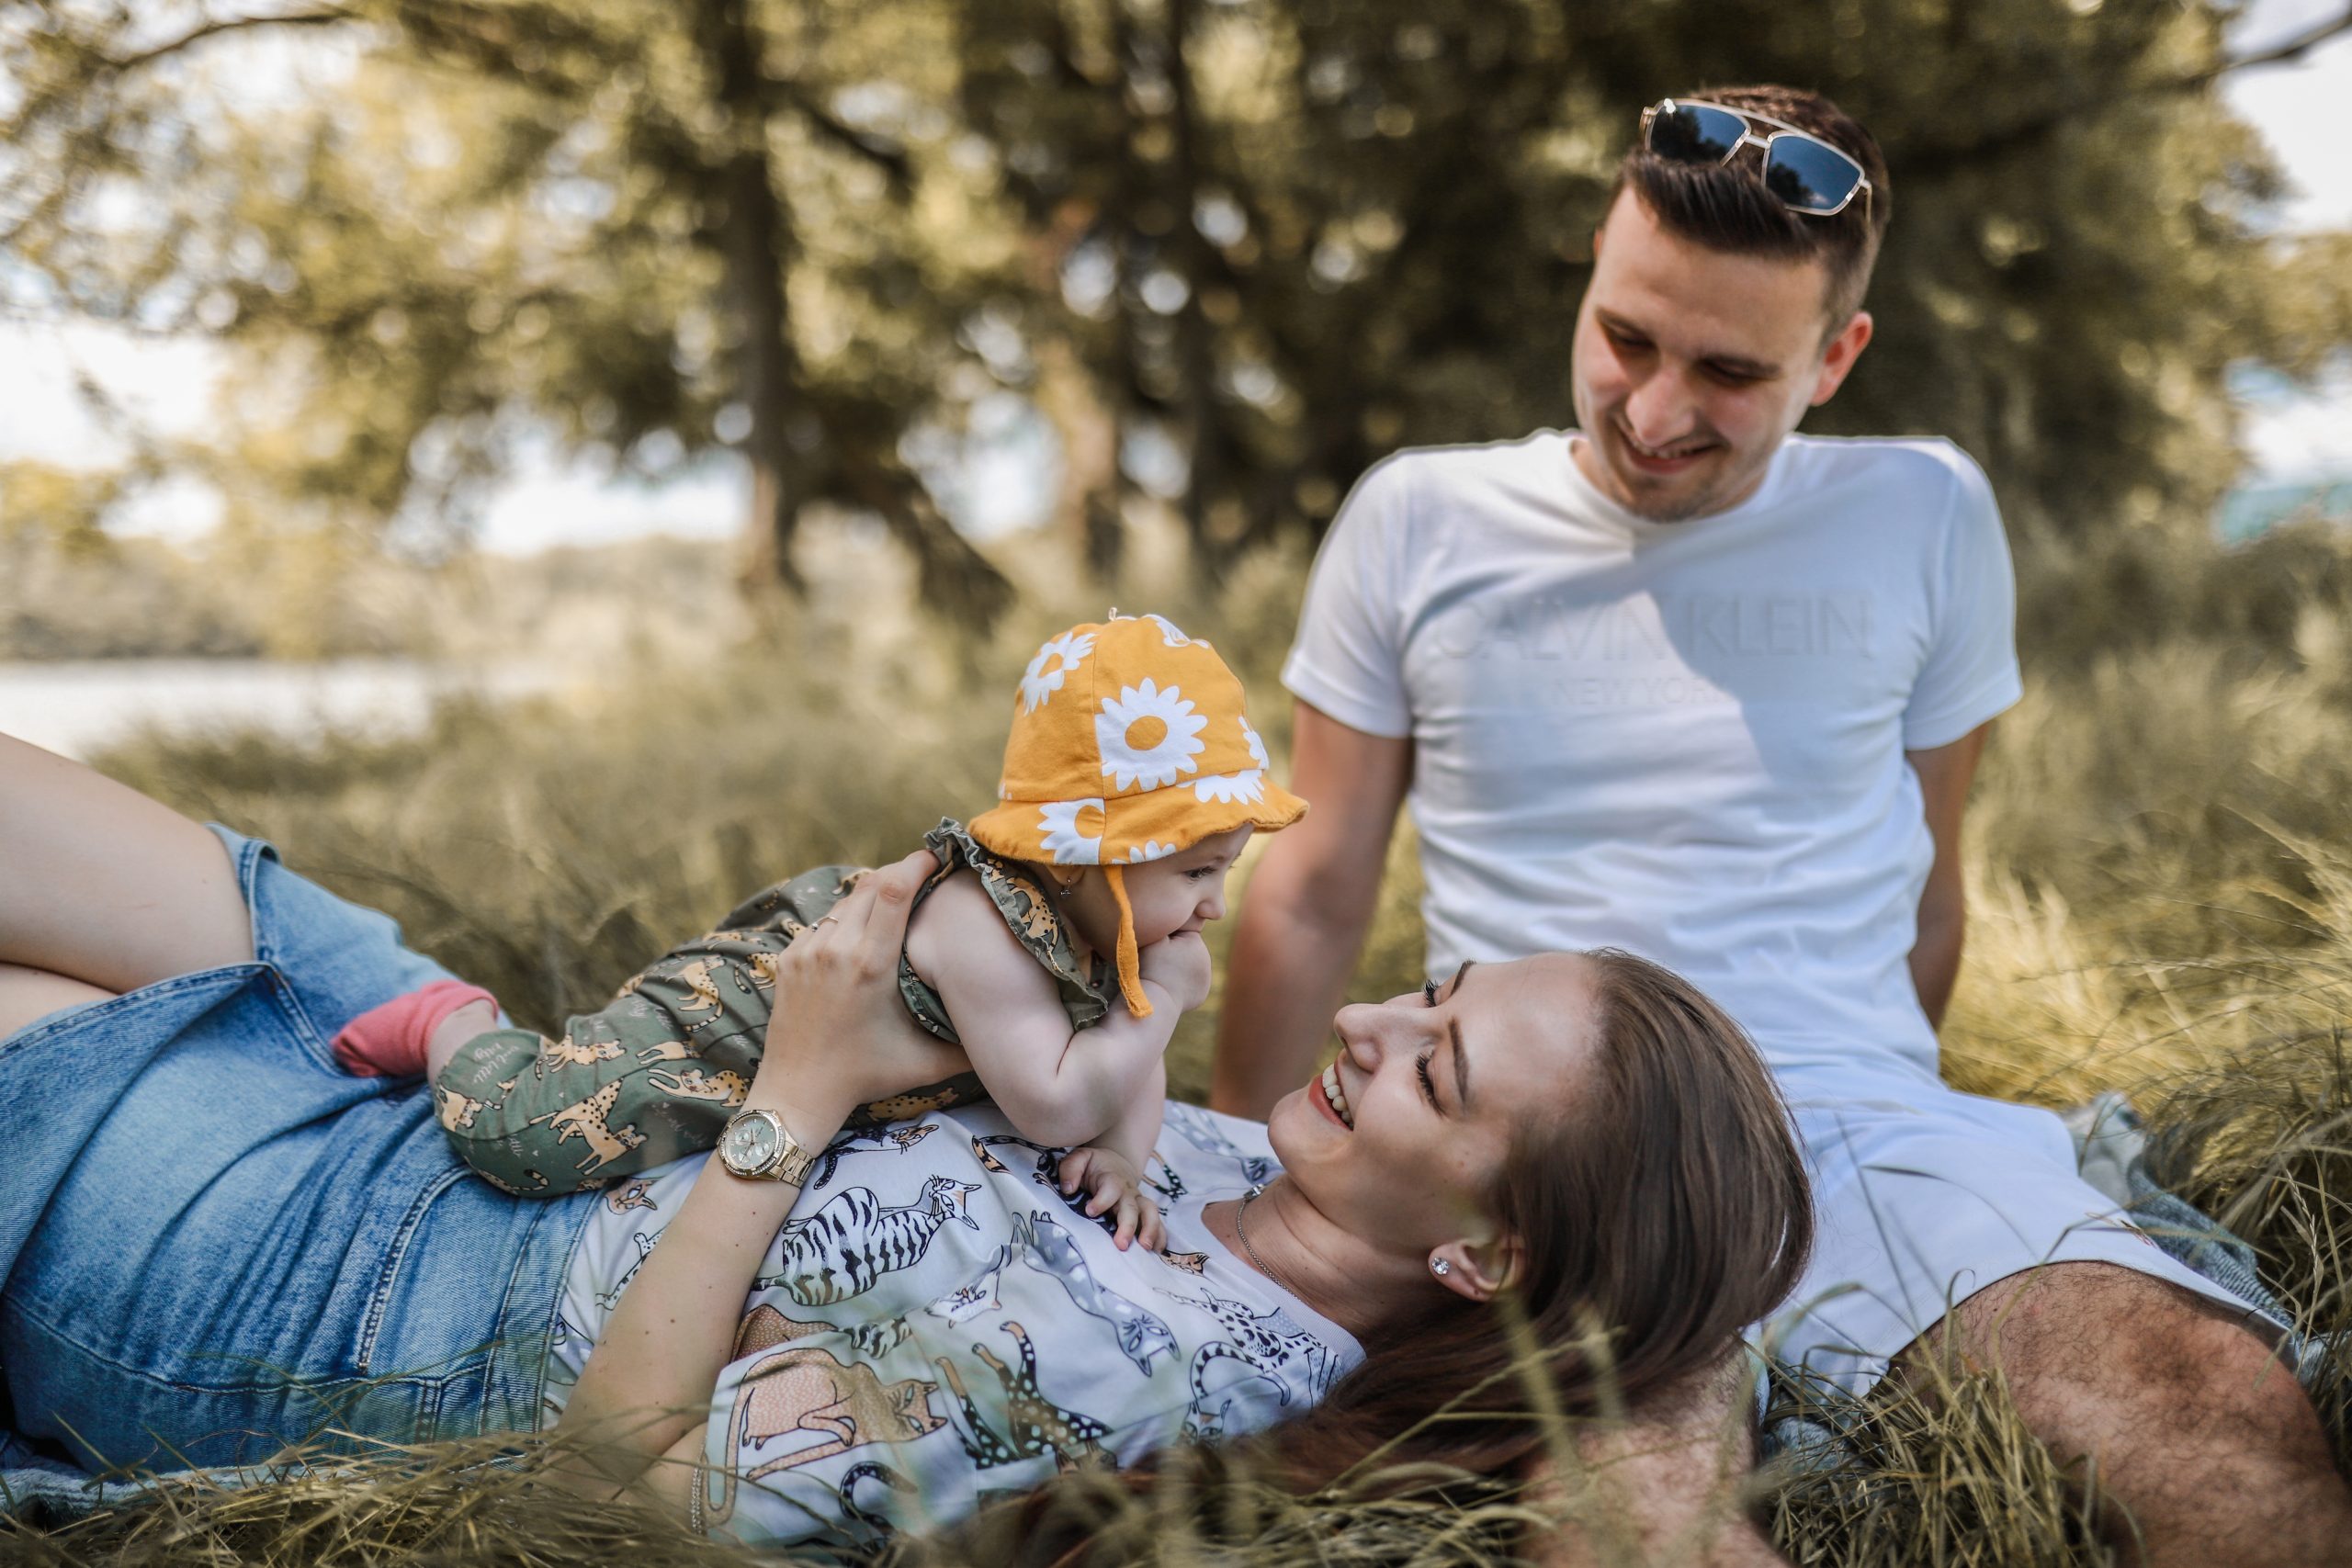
[{"left": 544, "top": 1101, "right": 1363, "bottom": 1551}]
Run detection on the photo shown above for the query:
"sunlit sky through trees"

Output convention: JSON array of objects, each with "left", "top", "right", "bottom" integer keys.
[{"left": 2, "top": 0, "right": 2346, "bottom": 557}]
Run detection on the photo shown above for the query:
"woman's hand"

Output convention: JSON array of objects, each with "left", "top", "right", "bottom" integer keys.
[
  {"left": 558, "top": 850, "right": 948, "bottom": 1503},
  {"left": 1057, "top": 1145, "right": 1165, "bottom": 1251},
  {"left": 1136, "top": 930, "right": 1213, "bottom": 1013},
  {"left": 751, "top": 850, "right": 968, "bottom": 1122}
]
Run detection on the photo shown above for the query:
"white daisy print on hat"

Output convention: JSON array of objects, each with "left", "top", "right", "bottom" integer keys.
[
  {"left": 1125, "top": 840, "right": 1175, "bottom": 863},
  {"left": 1194, "top": 716, "right": 1270, "bottom": 803},
  {"left": 1037, "top": 797, "right": 1107, "bottom": 864},
  {"left": 1193, "top": 767, "right": 1266, "bottom": 805},
  {"left": 1241, "top": 716, "right": 1270, "bottom": 771},
  {"left": 1095, "top": 678, "right": 1207, "bottom": 793},
  {"left": 1020, "top": 630, "right": 1097, "bottom": 714}
]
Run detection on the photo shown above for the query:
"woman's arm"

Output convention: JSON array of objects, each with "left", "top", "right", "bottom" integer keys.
[
  {"left": 550, "top": 851, "right": 967, "bottom": 1500},
  {"left": 556, "top": 1104, "right": 835, "bottom": 1495}
]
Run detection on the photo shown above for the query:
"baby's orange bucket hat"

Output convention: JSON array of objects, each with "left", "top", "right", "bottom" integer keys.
[{"left": 967, "top": 612, "right": 1307, "bottom": 1016}]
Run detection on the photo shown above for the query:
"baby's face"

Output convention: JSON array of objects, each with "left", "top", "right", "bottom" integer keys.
[{"left": 1065, "top": 825, "right": 1253, "bottom": 954}]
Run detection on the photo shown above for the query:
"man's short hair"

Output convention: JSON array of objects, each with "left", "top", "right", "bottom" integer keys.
[{"left": 1606, "top": 85, "right": 1893, "bottom": 330}]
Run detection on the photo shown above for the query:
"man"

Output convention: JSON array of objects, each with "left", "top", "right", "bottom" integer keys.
[{"left": 1213, "top": 85, "right": 2350, "bottom": 1563}]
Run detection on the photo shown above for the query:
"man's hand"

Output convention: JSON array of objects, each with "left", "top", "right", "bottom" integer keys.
[
  {"left": 1057, "top": 1144, "right": 1165, "bottom": 1251},
  {"left": 1137, "top": 930, "right": 1213, "bottom": 1012},
  {"left": 1519, "top": 1347, "right": 1785, "bottom": 1566}
]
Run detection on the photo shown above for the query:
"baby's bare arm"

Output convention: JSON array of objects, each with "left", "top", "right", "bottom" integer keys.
[
  {"left": 1094, "top": 1058, "right": 1166, "bottom": 1177},
  {"left": 910, "top": 870, "right": 1179, "bottom": 1148},
  {"left": 1059, "top": 1059, "right": 1170, "bottom": 1249}
]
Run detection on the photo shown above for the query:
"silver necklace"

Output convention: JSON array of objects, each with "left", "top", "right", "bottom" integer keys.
[{"left": 1233, "top": 1182, "right": 1295, "bottom": 1293}]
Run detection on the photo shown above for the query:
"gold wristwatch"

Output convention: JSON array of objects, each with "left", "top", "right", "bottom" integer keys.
[{"left": 718, "top": 1107, "right": 817, "bottom": 1184}]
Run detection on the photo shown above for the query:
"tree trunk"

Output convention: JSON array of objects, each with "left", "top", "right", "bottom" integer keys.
[
  {"left": 837, "top": 453, "right": 1018, "bottom": 630},
  {"left": 692, "top": 0, "right": 807, "bottom": 595},
  {"left": 1162, "top": 0, "right": 1227, "bottom": 577},
  {"left": 1032, "top": 333, "right": 1123, "bottom": 580}
]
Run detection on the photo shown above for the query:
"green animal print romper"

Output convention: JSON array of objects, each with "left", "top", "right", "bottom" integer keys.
[{"left": 431, "top": 819, "right": 1116, "bottom": 1194}]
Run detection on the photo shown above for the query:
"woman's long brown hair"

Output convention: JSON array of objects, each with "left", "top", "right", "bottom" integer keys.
[{"left": 1246, "top": 946, "right": 1814, "bottom": 1489}]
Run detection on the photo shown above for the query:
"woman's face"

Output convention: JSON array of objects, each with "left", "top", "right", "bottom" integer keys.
[{"left": 1269, "top": 953, "right": 1597, "bottom": 1260}]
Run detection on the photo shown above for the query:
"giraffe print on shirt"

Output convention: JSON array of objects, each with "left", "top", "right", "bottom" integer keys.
[{"left": 935, "top": 1321, "right": 1114, "bottom": 1472}]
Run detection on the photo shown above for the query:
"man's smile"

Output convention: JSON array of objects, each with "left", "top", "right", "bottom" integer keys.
[{"left": 1617, "top": 423, "right": 1721, "bottom": 475}]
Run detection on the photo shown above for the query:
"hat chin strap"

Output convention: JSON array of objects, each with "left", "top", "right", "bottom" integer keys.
[{"left": 1104, "top": 863, "right": 1153, "bottom": 1018}]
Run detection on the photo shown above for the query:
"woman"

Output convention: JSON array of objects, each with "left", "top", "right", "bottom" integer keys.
[{"left": 0, "top": 734, "right": 1810, "bottom": 1553}]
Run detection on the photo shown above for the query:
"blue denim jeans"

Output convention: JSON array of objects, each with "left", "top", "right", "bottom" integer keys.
[{"left": 1, "top": 828, "right": 594, "bottom": 1496}]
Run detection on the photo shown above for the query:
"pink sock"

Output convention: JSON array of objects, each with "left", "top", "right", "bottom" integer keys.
[{"left": 331, "top": 979, "right": 499, "bottom": 1077}]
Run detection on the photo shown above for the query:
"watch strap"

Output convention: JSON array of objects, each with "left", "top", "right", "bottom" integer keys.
[
  {"left": 723, "top": 1107, "right": 818, "bottom": 1184},
  {"left": 764, "top": 1130, "right": 816, "bottom": 1186}
]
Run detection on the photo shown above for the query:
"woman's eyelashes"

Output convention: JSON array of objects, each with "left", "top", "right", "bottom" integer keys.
[{"left": 1411, "top": 980, "right": 1443, "bottom": 1106}]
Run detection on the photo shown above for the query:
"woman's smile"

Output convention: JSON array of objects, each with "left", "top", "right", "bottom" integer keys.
[{"left": 1315, "top": 1060, "right": 1354, "bottom": 1128}]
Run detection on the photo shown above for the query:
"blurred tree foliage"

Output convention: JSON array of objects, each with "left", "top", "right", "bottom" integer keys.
[
  {"left": 3, "top": 0, "right": 1022, "bottom": 623},
  {"left": 4, "top": 0, "right": 2347, "bottom": 604}
]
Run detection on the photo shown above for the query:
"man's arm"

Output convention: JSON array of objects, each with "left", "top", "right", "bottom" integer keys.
[
  {"left": 1210, "top": 700, "right": 1412, "bottom": 1119},
  {"left": 1906, "top": 722, "right": 1989, "bottom": 1029}
]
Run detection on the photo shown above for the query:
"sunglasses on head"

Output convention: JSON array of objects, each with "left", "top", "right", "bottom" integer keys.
[{"left": 1640, "top": 97, "right": 1873, "bottom": 221}]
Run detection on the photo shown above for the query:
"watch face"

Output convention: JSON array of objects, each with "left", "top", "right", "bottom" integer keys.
[{"left": 724, "top": 1113, "right": 778, "bottom": 1170}]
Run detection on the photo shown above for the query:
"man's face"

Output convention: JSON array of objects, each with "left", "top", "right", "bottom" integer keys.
[{"left": 1569, "top": 186, "right": 1872, "bottom": 523}]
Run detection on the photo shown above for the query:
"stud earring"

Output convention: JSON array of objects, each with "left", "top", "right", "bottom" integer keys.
[{"left": 1430, "top": 1258, "right": 1452, "bottom": 1278}]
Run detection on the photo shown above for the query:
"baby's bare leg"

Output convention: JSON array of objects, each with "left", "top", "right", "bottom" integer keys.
[
  {"left": 424, "top": 999, "right": 503, "bottom": 1083},
  {"left": 0, "top": 733, "right": 254, "bottom": 991},
  {"left": 0, "top": 962, "right": 117, "bottom": 1041}
]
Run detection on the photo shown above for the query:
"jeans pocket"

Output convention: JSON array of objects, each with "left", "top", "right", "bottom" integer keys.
[{"left": 218, "top": 827, "right": 466, "bottom": 1076}]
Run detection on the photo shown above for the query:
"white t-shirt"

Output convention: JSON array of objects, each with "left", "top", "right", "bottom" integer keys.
[
  {"left": 544, "top": 1102, "right": 1359, "bottom": 1553},
  {"left": 1282, "top": 430, "right": 2021, "bottom": 1083}
]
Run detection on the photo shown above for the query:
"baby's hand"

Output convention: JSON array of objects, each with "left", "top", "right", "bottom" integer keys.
[
  {"left": 1057, "top": 1145, "right": 1165, "bottom": 1252},
  {"left": 1136, "top": 930, "right": 1212, "bottom": 1012}
]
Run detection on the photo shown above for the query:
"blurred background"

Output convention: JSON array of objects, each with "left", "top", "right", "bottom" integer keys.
[{"left": 4, "top": 0, "right": 2352, "bottom": 1109}]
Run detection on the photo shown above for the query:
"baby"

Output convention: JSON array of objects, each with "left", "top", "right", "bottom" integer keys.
[{"left": 330, "top": 612, "right": 1305, "bottom": 1250}]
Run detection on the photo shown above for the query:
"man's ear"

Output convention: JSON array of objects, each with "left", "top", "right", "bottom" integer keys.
[
  {"left": 1429, "top": 1231, "right": 1524, "bottom": 1303},
  {"left": 1809, "top": 310, "right": 1873, "bottom": 407}
]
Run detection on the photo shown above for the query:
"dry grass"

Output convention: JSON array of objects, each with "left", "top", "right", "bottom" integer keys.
[{"left": 13, "top": 519, "right": 2352, "bottom": 1562}]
